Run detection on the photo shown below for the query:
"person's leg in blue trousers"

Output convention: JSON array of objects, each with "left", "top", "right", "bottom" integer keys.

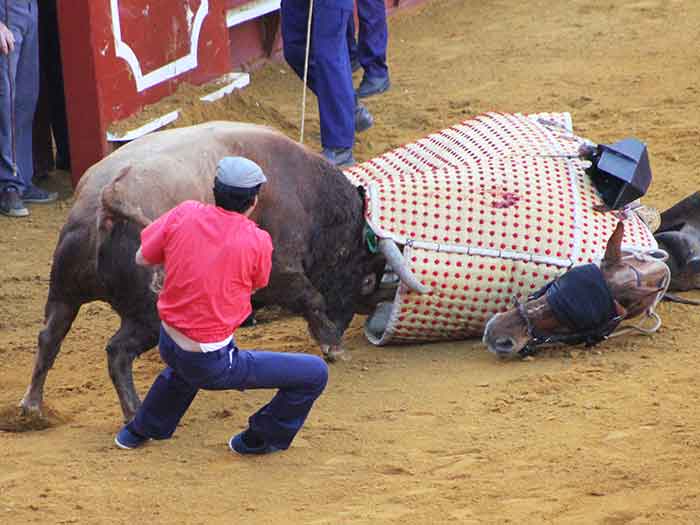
[
  {"left": 131, "top": 328, "right": 328, "bottom": 450},
  {"left": 0, "top": 0, "right": 39, "bottom": 192},
  {"left": 281, "top": 0, "right": 355, "bottom": 150},
  {"left": 228, "top": 350, "right": 328, "bottom": 450},
  {"left": 356, "top": 0, "right": 388, "bottom": 80},
  {"left": 130, "top": 329, "right": 200, "bottom": 439}
]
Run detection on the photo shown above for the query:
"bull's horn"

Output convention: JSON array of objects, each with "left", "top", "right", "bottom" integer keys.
[{"left": 378, "top": 238, "right": 431, "bottom": 294}]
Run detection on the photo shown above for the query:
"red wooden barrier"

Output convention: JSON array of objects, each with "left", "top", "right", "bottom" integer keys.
[{"left": 56, "top": 0, "right": 425, "bottom": 186}]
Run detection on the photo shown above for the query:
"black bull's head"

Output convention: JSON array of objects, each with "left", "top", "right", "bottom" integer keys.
[{"left": 482, "top": 222, "right": 671, "bottom": 357}]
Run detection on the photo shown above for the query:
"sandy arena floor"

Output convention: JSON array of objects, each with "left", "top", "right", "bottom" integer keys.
[{"left": 2, "top": 0, "right": 700, "bottom": 523}]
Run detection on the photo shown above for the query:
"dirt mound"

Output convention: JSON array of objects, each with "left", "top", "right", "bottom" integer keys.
[
  {"left": 109, "top": 79, "right": 300, "bottom": 137},
  {"left": 0, "top": 405, "right": 64, "bottom": 432}
]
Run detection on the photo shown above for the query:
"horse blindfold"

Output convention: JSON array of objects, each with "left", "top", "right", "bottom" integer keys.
[{"left": 531, "top": 264, "right": 620, "bottom": 335}]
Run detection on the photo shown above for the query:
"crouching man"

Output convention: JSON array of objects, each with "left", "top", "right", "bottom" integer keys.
[{"left": 114, "top": 156, "right": 329, "bottom": 455}]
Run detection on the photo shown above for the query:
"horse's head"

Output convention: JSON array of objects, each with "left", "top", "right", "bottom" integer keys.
[{"left": 483, "top": 222, "right": 670, "bottom": 358}]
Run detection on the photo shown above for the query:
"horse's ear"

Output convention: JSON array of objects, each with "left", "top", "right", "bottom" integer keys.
[
  {"left": 603, "top": 221, "right": 624, "bottom": 264},
  {"left": 613, "top": 299, "right": 628, "bottom": 318}
]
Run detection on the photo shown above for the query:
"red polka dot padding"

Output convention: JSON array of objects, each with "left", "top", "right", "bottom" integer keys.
[{"left": 344, "top": 112, "right": 657, "bottom": 345}]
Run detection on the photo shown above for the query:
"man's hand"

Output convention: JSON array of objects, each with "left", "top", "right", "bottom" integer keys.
[
  {"left": 0, "top": 23, "right": 15, "bottom": 55},
  {"left": 135, "top": 247, "right": 155, "bottom": 267}
]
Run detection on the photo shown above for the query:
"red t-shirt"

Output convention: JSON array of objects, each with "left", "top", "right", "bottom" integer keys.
[{"left": 140, "top": 200, "right": 273, "bottom": 342}]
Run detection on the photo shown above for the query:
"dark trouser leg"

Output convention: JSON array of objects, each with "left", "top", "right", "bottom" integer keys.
[
  {"left": 130, "top": 367, "right": 198, "bottom": 439},
  {"left": 280, "top": 0, "right": 355, "bottom": 150},
  {"left": 205, "top": 350, "right": 329, "bottom": 450},
  {"left": 0, "top": 1, "right": 37, "bottom": 192},
  {"left": 245, "top": 352, "right": 328, "bottom": 450},
  {"left": 13, "top": 1, "right": 39, "bottom": 190},
  {"left": 357, "top": 0, "right": 388, "bottom": 79},
  {"left": 312, "top": 5, "right": 355, "bottom": 150},
  {"left": 130, "top": 329, "right": 199, "bottom": 439},
  {"left": 41, "top": 0, "right": 69, "bottom": 169},
  {"left": 280, "top": 0, "right": 315, "bottom": 86}
]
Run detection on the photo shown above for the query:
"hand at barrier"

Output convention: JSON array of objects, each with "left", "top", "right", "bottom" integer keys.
[{"left": 0, "top": 22, "right": 14, "bottom": 55}]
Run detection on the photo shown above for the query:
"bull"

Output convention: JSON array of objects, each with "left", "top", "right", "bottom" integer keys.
[{"left": 20, "top": 122, "right": 428, "bottom": 421}]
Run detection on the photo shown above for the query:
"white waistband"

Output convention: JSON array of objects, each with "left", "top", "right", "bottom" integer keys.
[{"left": 199, "top": 335, "right": 233, "bottom": 353}]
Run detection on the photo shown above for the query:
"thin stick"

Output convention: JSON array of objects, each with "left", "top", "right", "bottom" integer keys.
[{"left": 299, "top": 0, "right": 314, "bottom": 144}]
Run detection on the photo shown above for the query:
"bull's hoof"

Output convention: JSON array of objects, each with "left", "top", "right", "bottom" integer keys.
[{"left": 321, "top": 345, "right": 351, "bottom": 363}]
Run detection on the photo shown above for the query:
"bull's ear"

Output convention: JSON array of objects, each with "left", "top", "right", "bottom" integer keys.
[{"left": 603, "top": 221, "right": 624, "bottom": 264}]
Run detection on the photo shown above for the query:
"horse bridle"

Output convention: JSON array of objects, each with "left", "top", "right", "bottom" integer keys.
[
  {"left": 514, "top": 296, "right": 623, "bottom": 357},
  {"left": 514, "top": 252, "right": 670, "bottom": 357}
]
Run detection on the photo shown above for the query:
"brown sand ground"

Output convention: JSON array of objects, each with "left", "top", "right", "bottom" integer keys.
[{"left": 3, "top": 0, "right": 700, "bottom": 523}]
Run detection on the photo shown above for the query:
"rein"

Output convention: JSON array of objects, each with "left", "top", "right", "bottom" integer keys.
[{"left": 515, "top": 251, "right": 670, "bottom": 357}]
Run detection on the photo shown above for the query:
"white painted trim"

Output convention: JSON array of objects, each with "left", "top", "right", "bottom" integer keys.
[
  {"left": 110, "top": 0, "right": 209, "bottom": 92},
  {"left": 106, "top": 72, "right": 251, "bottom": 142},
  {"left": 199, "top": 72, "right": 251, "bottom": 102},
  {"left": 107, "top": 110, "right": 180, "bottom": 142},
  {"left": 226, "top": 0, "right": 280, "bottom": 28}
]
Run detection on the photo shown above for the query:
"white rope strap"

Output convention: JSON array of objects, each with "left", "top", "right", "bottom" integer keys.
[
  {"left": 608, "top": 251, "right": 671, "bottom": 339},
  {"left": 299, "top": 0, "right": 314, "bottom": 144}
]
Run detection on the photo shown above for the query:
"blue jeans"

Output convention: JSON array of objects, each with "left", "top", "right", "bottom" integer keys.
[
  {"left": 346, "top": 0, "right": 389, "bottom": 80},
  {"left": 0, "top": 0, "right": 38, "bottom": 192},
  {"left": 281, "top": 0, "right": 355, "bottom": 149},
  {"left": 131, "top": 326, "right": 329, "bottom": 450}
]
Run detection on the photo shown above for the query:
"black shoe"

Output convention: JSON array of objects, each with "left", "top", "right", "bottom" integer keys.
[
  {"left": 229, "top": 430, "right": 280, "bottom": 455},
  {"left": 355, "top": 104, "right": 374, "bottom": 133},
  {"left": 357, "top": 74, "right": 391, "bottom": 99},
  {"left": 23, "top": 185, "right": 58, "bottom": 204},
  {"left": 0, "top": 188, "right": 29, "bottom": 217}
]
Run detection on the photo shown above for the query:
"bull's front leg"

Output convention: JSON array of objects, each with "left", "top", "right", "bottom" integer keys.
[{"left": 261, "top": 272, "right": 349, "bottom": 362}]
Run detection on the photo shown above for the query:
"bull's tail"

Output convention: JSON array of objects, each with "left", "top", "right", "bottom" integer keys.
[
  {"left": 96, "top": 167, "right": 153, "bottom": 287},
  {"left": 98, "top": 166, "right": 152, "bottom": 236}
]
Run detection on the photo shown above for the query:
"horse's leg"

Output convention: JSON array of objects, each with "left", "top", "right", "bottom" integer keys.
[
  {"left": 656, "top": 230, "right": 699, "bottom": 291},
  {"left": 106, "top": 317, "right": 160, "bottom": 422},
  {"left": 659, "top": 192, "right": 700, "bottom": 231},
  {"left": 20, "top": 299, "right": 80, "bottom": 414}
]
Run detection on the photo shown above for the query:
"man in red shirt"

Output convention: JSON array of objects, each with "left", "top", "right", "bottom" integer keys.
[{"left": 114, "top": 156, "right": 329, "bottom": 455}]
